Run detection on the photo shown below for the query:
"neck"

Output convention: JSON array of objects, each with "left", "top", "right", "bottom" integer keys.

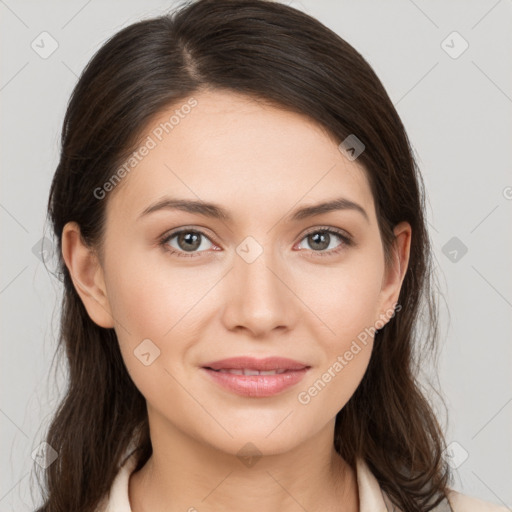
[{"left": 129, "top": 412, "right": 359, "bottom": 512}]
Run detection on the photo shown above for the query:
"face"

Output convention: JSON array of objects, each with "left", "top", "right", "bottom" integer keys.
[{"left": 64, "top": 88, "right": 410, "bottom": 457}]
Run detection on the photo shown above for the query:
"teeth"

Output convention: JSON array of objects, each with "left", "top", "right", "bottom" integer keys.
[{"left": 216, "top": 368, "right": 288, "bottom": 375}]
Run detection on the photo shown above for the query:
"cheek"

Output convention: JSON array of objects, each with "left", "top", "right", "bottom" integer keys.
[
  {"left": 294, "top": 251, "right": 383, "bottom": 410},
  {"left": 104, "top": 243, "right": 206, "bottom": 336},
  {"left": 297, "top": 281, "right": 378, "bottom": 418},
  {"left": 102, "top": 247, "right": 215, "bottom": 388},
  {"left": 299, "top": 249, "right": 384, "bottom": 342},
  {"left": 297, "top": 345, "right": 372, "bottom": 424}
]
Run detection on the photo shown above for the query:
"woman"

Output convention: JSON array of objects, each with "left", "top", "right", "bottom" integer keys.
[{"left": 33, "top": 0, "right": 508, "bottom": 511}]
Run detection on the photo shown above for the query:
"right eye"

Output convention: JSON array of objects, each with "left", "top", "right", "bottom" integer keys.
[{"left": 159, "top": 229, "right": 216, "bottom": 258}]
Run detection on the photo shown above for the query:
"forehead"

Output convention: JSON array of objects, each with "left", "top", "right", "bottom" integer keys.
[{"left": 106, "top": 89, "right": 374, "bottom": 223}]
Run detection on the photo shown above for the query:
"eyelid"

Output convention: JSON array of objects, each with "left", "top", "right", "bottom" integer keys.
[
  {"left": 160, "top": 225, "right": 217, "bottom": 243},
  {"left": 300, "top": 225, "right": 352, "bottom": 240}
]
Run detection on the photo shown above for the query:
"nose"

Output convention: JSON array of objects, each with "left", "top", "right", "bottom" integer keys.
[{"left": 220, "top": 244, "right": 297, "bottom": 338}]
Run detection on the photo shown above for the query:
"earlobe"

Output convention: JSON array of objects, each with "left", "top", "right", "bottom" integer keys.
[
  {"left": 377, "top": 221, "right": 412, "bottom": 324},
  {"left": 61, "top": 221, "right": 115, "bottom": 329}
]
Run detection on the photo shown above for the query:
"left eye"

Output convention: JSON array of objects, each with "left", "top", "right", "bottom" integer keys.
[{"left": 296, "top": 229, "right": 351, "bottom": 255}]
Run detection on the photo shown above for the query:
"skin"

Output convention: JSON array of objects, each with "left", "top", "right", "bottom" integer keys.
[{"left": 62, "top": 88, "right": 411, "bottom": 512}]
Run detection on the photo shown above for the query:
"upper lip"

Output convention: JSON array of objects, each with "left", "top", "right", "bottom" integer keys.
[{"left": 202, "top": 356, "right": 310, "bottom": 371}]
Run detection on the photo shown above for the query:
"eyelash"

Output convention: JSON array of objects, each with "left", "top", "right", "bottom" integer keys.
[{"left": 158, "top": 226, "right": 353, "bottom": 259}]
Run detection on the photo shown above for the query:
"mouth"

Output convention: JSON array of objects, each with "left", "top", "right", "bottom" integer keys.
[
  {"left": 200, "top": 357, "right": 311, "bottom": 397},
  {"left": 205, "top": 368, "right": 292, "bottom": 375},
  {"left": 202, "top": 356, "right": 310, "bottom": 372}
]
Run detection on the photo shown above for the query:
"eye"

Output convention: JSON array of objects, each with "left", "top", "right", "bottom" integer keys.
[
  {"left": 159, "top": 226, "right": 353, "bottom": 259},
  {"left": 296, "top": 227, "right": 353, "bottom": 257},
  {"left": 159, "top": 229, "right": 216, "bottom": 258}
]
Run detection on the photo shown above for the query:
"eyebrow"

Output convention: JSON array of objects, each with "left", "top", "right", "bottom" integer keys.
[{"left": 138, "top": 196, "right": 369, "bottom": 223}]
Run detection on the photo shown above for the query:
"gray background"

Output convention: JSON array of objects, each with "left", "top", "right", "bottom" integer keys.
[{"left": 1, "top": 0, "right": 511, "bottom": 510}]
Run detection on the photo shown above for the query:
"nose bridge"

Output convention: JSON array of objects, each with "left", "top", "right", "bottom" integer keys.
[{"left": 222, "top": 234, "right": 295, "bottom": 334}]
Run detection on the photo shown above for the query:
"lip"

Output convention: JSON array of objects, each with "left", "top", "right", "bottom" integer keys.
[
  {"left": 202, "top": 356, "right": 309, "bottom": 371},
  {"left": 201, "top": 357, "right": 310, "bottom": 398}
]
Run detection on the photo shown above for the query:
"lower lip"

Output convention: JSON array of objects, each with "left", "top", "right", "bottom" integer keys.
[{"left": 201, "top": 368, "right": 309, "bottom": 397}]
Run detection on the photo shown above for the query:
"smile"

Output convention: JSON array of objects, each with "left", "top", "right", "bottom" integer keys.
[{"left": 201, "top": 366, "right": 309, "bottom": 397}]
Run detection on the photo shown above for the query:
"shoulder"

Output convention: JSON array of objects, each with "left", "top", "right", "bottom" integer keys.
[
  {"left": 354, "top": 456, "right": 510, "bottom": 512},
  {"left": 446, "top": 488, "right": 510, "bottom": 512}
]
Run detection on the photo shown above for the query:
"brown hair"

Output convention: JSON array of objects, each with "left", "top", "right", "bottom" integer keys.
[{"left": 34, "top": 0, "right": 452, "bottom": 510}]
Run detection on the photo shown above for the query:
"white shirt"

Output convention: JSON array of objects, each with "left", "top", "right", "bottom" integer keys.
[{"left": 96, "top": 451, "right": 509, "bottom": 512}]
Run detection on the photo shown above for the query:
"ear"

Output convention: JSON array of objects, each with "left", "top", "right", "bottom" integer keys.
[
  {"left": 376, "top": 221, "right": 412, "bottom": 325},
  {"left": 61, "top": 221, "right": 115, "bottom": 329}
]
